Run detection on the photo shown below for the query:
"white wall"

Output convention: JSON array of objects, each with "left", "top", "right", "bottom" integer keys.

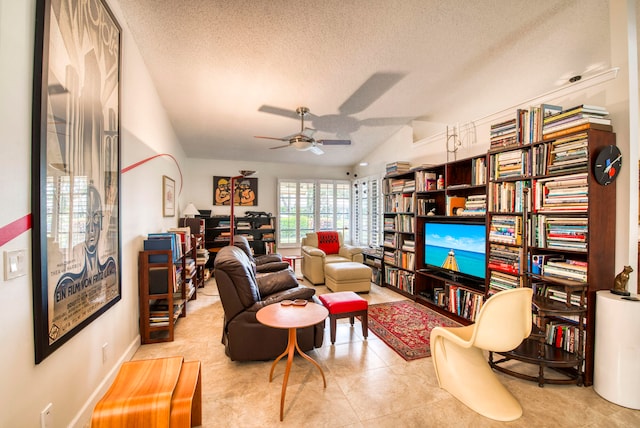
[
  {"left": 0, "top": 0, "right": 189, "bottom": 426},
  {"left": 182, "top": 158, "right": 351, "bottom": 217}
]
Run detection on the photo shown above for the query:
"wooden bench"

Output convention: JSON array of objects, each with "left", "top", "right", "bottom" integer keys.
[{"left": 91, "top": 356, "right": 201, "bottom": 427}]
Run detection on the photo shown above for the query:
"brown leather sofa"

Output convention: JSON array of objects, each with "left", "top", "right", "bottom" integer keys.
[
  {"left": 214, "top": 245, "right": 324, "bottom": 361},
  {"left": 233, "top": 235, "right": 290, "bottom": 274},
  {"left": 301, "top": 231, "right": 364, "bottom": 285}
]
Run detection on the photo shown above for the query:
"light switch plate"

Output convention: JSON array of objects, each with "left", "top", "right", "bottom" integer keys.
[{"left": 4, "top": 249, "right": 27, "bottom": 280}]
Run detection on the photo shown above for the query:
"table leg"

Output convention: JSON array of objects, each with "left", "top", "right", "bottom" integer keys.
[
  {"left": 278, "top": 328, "right": 297, "bottom": 421},
  {"left": 294, "top": 338, "right": 326, "bottom": 388},
  {"left": 269, "top": 347, "right": 289, "bottom": 382},
  {"left": 271, "top": 327, "right": 327, "bottom": 421}
]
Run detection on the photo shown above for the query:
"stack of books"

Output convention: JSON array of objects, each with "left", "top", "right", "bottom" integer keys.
[
  {"left": 196, "top": 248, "right": 209, "bottom": 266},
  {"left": 533, "top": 173, "right": 588, "bottom": 212},
  {"left": 535, "top": 216, "right": 588, "bottom": 251},
  {"left": 488, "top": 215, "right": 522, "bottom": 245},
  {"left": 488, "top": 271, "right": 521, "bottom": 293},
  {"left": 461, "top": 194, "right": 486, "bottom": 216},
  {"left": 543, "top": 258, "right": 588, "bottom": 282},
  {"left": 547, "top": 132, "right": 589, "bottom": 174},
  {"left": 386, "top": 161, "right": 411, "bottom": 175},
  {"left": 400, "top": 239, "right": 415, "bottom": 252},
  {"left": 236, "top": 221, "right": 252, "bottom": 230},
  {"left": 390, "top": 178, "right": 408, "bottom": 192},
  {"left": 402, "top": 179, "right": 416, "bottom": 192},
  {"left": 490, "top": 149, "right": 528, "bottom": 179},
  {"left": 488, "top": 243, "right": 522, "bottom": 275},
  {"left": 490, "top": 117, "right": 518, "bottom": 149},
  {"left": 542, "top": 105, "right": 611, "bottom": 139}
]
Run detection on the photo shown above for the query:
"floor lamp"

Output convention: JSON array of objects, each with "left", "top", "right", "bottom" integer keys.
[{"left": 229, "top": 170, "right": 256, "bottom": 245}]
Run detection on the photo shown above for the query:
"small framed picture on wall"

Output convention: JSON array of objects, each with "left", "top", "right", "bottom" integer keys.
[{"left": 163, "top": 175, "right": 176, "bottom": 217}]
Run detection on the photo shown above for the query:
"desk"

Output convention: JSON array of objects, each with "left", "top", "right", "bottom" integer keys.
[
  {"left": 256, "top": 302, "right": 328, "bottom": 420},
  {"left": 91, "top": 356, "right": 202, "bottom": 427}
]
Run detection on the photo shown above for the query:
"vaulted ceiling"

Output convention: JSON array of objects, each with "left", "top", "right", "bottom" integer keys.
[{"left": 117, "top": 0, "right": 612, "bottom": 166}]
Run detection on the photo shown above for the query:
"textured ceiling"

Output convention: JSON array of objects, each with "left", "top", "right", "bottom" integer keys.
[{"left": 117, "top": 0, "right": 611, "bottom": 167}]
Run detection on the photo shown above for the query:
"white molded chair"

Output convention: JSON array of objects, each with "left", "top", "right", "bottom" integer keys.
[{"left": 430, "top": 287, "right": 533, "bottom": 421}]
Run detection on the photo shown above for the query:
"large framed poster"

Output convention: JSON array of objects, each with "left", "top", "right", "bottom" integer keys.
[{"left": 31, "top": 0, "right": 122, "bottom": 363}]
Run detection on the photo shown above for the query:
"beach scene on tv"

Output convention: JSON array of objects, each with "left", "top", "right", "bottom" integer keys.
[{"left": 424, "top": 222, "right": 486, "bottom": 279}]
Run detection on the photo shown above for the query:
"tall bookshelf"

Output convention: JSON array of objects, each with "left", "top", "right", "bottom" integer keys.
[
  {"left": 386, "top": 105, "right": 615, "bottom": 387},
  {"left": 382, "top": 171, "right": 416, "bottom": 296},
  {"left": 489, "top": 127, "right": 616, "bottom": 386}
]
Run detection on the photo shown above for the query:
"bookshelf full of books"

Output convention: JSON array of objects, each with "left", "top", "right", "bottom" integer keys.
[
  {"left": 486, "top": 104, "right": 616, "bottom": 387},
  {"left": 382, "top": 167, "right": 416, "bottom": 297},
  {"left": 410, "top": 155, "right": 488, "bottom": 324},
  {"left": 204, "top": 214, "right": 277, "bottom": 268},
  {"left": 139, "top": 230, "right": 194, "bottom": 344}
]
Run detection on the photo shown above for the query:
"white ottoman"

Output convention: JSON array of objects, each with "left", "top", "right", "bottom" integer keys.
[{"left": 324, "top": 262, "right": 371, "bottom": 293}]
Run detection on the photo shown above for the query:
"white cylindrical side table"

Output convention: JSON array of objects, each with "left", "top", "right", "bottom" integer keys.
[{"left": 593, "top": 290, "right": 640, "bottom": 409}]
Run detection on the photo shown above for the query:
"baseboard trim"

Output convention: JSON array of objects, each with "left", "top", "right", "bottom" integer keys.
[{"left": 69, "top": 335, "right": 141, "bottom": 428}]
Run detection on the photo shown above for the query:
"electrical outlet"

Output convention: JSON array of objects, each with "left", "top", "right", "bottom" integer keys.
[
  {"left": 41, "top": 403, "right": 53, "bottom": 428},
  {"left": 102, "top": 342, "right": 109, "bottom": 363}
]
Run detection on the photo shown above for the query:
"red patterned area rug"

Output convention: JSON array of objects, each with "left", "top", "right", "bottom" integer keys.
[{"left": 365, "top": 300, "right": 461, "bottom": 361}]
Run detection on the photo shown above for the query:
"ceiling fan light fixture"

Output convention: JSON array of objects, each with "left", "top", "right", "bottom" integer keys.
[{"left": 291, "top": 138, "right": 312, "bottom": 150}]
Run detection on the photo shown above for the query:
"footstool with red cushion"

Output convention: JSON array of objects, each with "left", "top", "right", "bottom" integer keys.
[{"left": 318, "top": 291, "right": 368, "bottom": 344}]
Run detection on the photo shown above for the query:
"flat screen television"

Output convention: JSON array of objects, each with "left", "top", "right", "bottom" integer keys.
[{"left": 424, "top": 220, "right": 486, "bottom": 283}]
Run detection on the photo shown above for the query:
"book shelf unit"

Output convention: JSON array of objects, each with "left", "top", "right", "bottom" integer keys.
[
  {"left": 362, "top": 247, "right": 384, "bottom": 286},
  {"left": 386, "top": 106, "right": 615, "bottom": 386},
  {"left": 138, "top": 249, "right": 186, "bottom": 344},
  {"left": 488, "top": 128, "right": 616, "bottom": 386},
  {"left": 413, "top": 155, "right": 488, "bottom": 324},
  {"left": 382, "top": 171, "right": 416, "bottom": 296},
  {"left": 180, "top": 217, "right": 208, "bottom": 290},
  {"left": 204, "top": 215, "right": 277, "bottom": 268}
]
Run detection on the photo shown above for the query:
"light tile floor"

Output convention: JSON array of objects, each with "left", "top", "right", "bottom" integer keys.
[{"left": 132, "top": 270, "right": 640, "bottom": 427}]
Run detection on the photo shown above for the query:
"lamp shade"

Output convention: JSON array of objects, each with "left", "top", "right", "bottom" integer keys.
[{"left": 183, "top": 203, "right": 200, "bottom": 218}]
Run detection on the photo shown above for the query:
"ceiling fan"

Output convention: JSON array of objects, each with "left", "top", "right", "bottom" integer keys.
[{"left": 255, "top": 107, "right": 351, "bottom": 155}]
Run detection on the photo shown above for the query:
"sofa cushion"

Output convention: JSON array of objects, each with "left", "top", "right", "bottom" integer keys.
[
  {"left": 325, "top": 254, "right": 351, "bottom": 264},
  {"left": 256, "top": 268, "right": 298, "bottom": 295},
  {"left": 317, "top": 231, "right": 340, "bottom": 255}
]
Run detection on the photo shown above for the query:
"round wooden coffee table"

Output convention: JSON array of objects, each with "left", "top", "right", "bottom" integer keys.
[{"left": 256, "top": 301, "right": 328, "bottom": 421}]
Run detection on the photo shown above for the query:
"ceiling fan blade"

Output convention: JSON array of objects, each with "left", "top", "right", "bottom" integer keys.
[
  {"left": 317, "top": 139, "right": 351, "bottom": 146},
  {"left": 338, "top": 72, "right": 406, "bottom": 115},
  {"left": 255, "top": 135, "right": 288, "bottom": 142},
  {"left": 258, "top": 105, "right": 299, "bottom": 120},
  {"left": 309, "top": 146, "right": 324, "bottom": 155},
  {"left": 269, "top": 144, "right": 291, "bottom": 150}
]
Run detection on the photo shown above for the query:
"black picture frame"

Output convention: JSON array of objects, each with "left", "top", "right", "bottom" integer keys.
[
  {"left": 31, "top": 0, "right": 122, "bottom": 363},
  {"left": 213, "top": 176, "right": 258, "bottom": 206}
]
